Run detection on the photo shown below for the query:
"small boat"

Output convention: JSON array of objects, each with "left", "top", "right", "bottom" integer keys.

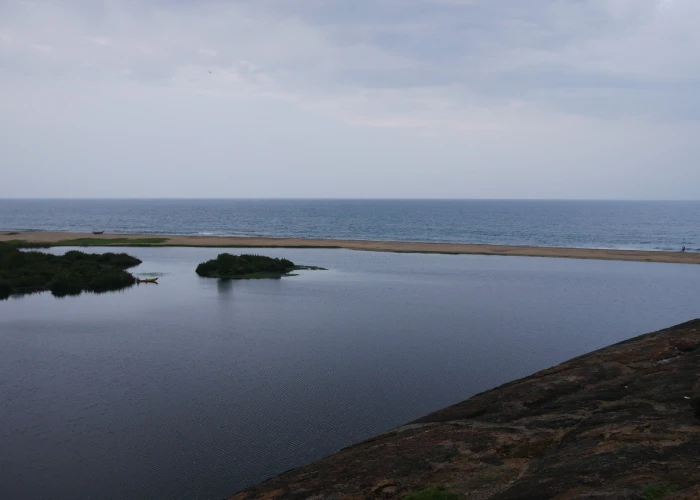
[
  {"left": 136, "top": 277, "right": 159, "bottom": 284},
  {"left": 92, "top": 231, "right": 104, "bottom": 235}
]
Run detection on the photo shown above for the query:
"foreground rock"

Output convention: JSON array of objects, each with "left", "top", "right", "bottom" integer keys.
[{"left": 230, "top": 320, "right": 700, "bottom": 500}]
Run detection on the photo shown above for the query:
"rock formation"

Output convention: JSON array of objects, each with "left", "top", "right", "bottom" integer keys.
[{"left": 230, "top": 320, "right": 700, "bottom": 500}]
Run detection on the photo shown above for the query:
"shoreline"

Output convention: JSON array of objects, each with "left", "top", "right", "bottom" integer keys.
[{"left": 2, "top": 230, "right": 699, "bottom": 264}]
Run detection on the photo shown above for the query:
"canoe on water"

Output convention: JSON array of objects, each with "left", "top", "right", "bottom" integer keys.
[{"left": 136, "top": 277, "right": 158, "bottom": 284}]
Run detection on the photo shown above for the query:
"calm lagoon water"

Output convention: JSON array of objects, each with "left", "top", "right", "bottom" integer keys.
[{"left": 2, "top": 246, "right": 699, "bottom": 500}]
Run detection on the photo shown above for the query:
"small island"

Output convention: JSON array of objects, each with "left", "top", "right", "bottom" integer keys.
[
  {"left": 195, "top": 253, "right": 324, "bottom": 279},
  {"left": 0, "top": 242, "right": 142, "bottom": 299}
]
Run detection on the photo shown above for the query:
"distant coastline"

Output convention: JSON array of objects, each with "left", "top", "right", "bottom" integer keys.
[{"left": 2, "top": 230, "right": 699, "bottom": 265}]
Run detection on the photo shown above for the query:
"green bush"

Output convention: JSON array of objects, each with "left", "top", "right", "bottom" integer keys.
[
  {"left": 1, "top": 250, "right": 26, "bottom": 269},
  {"left": 195, "top": 259, "right": 218, "bottom": 276},
  {"left": 196, "top": 253, "right": 296, "bottom": 278},
  {"left": 63, "top": 250, "right": 88, "bottom": 261},
  {"left": 641, "top": 485, "right": 679, "bottom": 500},
  {"left": 87, "top": 270, "right": 136, "bottom": 293},
  {"left": 50, "top": 276, "right": 84, "bottom": 297},
  {"left": 0, "top": 242, "right": 142, "bottom": 298},
  {"left": 216, "top": 253, "right": 237, "bottom": 274},
  {"left": 404, "top": 486, "right": 461, "bottom": 500},
  {"left": 0, "top": 280, "right": 11, "bottom": 300},
  {"left": 95, "top": 252, "right": 142, "bottom": 269}
]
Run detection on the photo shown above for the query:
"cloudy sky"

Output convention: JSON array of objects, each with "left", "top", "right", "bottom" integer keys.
[{"left": 1, "top": 0, "right": 698, "bottom": 198}]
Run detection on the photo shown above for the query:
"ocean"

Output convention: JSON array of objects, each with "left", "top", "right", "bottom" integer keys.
[{"left": 1, "top": 199, "right": 699, "bottom": 251}]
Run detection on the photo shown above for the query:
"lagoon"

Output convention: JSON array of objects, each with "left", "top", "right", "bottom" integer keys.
[{"left": 1, "top": 247, "right": 699, "bottom": 500}]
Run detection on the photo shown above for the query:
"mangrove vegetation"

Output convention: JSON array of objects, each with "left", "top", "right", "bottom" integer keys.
[
  {"left": 195, "top": 253, "right": 324, "bottom": 279},
  {"left": 0, "top": 242, "right": 142, "bottom": 299}
]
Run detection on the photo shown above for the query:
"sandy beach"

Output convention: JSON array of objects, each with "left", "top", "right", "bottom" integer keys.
[{"left": 2, "top": 230, "right": 698, "bottom": 265}]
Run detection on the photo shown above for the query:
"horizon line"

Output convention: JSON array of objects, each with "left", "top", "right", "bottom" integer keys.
[{"left": 1, "top": 197, "right": 699, "bottom": 202}]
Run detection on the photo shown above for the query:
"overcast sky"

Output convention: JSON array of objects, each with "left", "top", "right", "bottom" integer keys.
[{"left": 1, "top": 0, "right": 698, "bottom": 199}]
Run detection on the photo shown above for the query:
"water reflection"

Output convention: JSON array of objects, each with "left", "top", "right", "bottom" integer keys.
[{"left": 217, "top": 278, "right": 234, "bottom": 296}]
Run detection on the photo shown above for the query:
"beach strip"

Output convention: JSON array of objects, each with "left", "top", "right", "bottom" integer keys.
[{"left": 1, "top": 230, "right": 698, "bottom": 265}]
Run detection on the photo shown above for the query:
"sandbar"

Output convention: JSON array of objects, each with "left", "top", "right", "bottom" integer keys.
[{"left": 1, "top": 230, "right": 698, "bottom": 264}]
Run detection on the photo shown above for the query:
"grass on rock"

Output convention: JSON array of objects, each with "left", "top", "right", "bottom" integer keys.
[
  {"left": 641, "top": 485, "right": 680, "bottom": 500},
  {"left": 404, "top": 486, "right": 461, "bottom": 500}
]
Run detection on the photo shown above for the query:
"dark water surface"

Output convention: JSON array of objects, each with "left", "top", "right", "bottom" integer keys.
[
  {"left": 2, "top": 247, "right": 699, "bottom": 500},
  {"left": 2, "top": 199, "right": 700, "bottom": 251}
]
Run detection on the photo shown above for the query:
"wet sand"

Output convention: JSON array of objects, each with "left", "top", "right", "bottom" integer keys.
[{"left": 1, "top": 231, "right": 698, "bottom": 264}]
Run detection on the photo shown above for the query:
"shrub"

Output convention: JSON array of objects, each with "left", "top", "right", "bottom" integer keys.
[
  {"left": 0, "top": 280, "right": 11, "bottom": 300},
  {"left": 196, "top": 253, "right": 297, "bottom": 278},
  {"left": 95, "top": 252, "right": 142, "bottom": 269},
  {"left": 216, "top": 253, "right": 237, "bottom": 274},
  {"left": 195, "top": 259, "right": 218, "bottom": 276},
  {"left": 1, "top": 250, "right": 26, "bottom": 269},
  {"left": 63, "top": 250, "right": 88, "bottom": 261},
  {"left": 50, "top": 276, "right": 84, "bottom": 297},
  {"left": 87, "top": 270, "right": 136, "bottom": 293},
  {"left": 0, "top": 242, "right": 140, "bottom": 298}
]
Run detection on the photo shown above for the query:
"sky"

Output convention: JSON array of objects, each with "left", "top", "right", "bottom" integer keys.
[{"left": 1, "top": 0, "right": 699, "bottom": 199}]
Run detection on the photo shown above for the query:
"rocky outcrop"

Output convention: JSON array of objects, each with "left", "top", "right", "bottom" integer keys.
[{"left": 229, "top": 320, "right": 700, "bottom": 500}]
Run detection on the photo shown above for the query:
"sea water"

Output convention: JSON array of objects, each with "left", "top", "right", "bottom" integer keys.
[{"left": 1, "top": 199, "right": 699, "bottom": 251}]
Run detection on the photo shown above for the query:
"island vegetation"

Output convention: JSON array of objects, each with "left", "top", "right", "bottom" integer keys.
[
  {"left": 195, "top": 253, "right": 324, "bottom": 279},
  {"left": 0, "top": 242, "right": 142, "bottom": 299}
]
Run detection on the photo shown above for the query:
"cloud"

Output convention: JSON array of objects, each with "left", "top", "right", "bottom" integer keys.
[
  {"left": 2, "top": 0, "right": 698, "bottom": 125},
  {"left": 0, "top": 0, "right": 699, "bottom": 198}
]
